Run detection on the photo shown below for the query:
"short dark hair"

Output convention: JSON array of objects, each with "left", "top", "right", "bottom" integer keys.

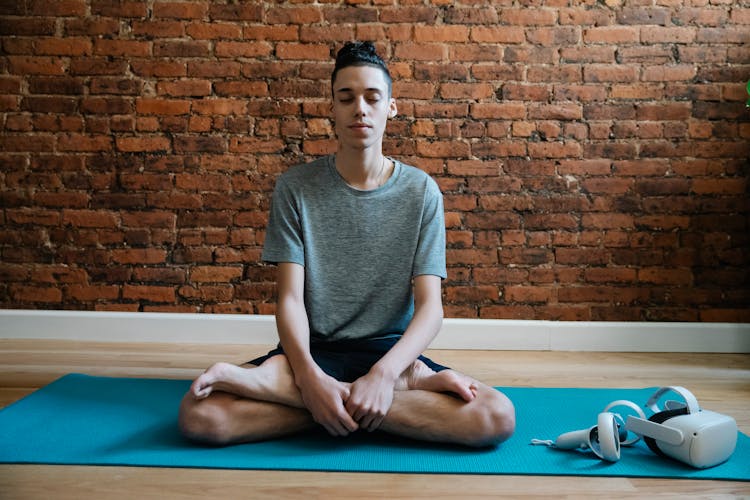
[{"left": 331, "top": 41, "right": 392, "bottom": 97}]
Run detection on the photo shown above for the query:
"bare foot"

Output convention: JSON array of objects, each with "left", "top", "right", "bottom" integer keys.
[
  {"left": 396, "top": 360, "right": 478, "bottom": 402},
  {"left": 189, "top": 356, "right": 304, "bottom": 407}
]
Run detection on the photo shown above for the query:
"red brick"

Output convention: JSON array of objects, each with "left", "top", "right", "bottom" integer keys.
[
  {"left": 62, "top": 209, "right": 119, "bottom": 229},
  {"left": 584, "top": 65, "right": 639, "bottom": 83},
  {"left": 215, "top": 41, "right": 273, "bottom": 58},
  {"left": 116, "top": 136, "right": 170, "bottom": 152},
  {"left": 446, "top": 160, "right": 501, "bottom": 177},
  {"left": 691, "top": 178, "right": 746, "bottom": 195},
  {"left": 153, "top": 40, "right": 210, "bottom": 57},
  {"left": 67, "top": 284, "right": 120, "bottom": 301},
  {"left": 393, "top": 82, "right": 436, "bottom": 100},
  {"left": 28, "top": 0, "right": 86, "bottom": 16},
  {"left": 187, "top": 22, "right": 242, "bottom": 40},
  {"left": 57, "top": 134, "right": 112, "bottom": 152},
  {"left": 380, "top": 6, "right": 438, "bottom": 23},
  {"left": 470, "top": 26, "right": 525, "bottom": 44},
  {"left": 641, "top": 27, "right": 696, "bottom": 43},
  {"left": 445, "top": 285, "right": 499, "bottom": 303},
  {"left": 638, "top": 268, "right": 692, "bottom": 286},
  {"left": 192, "top": 99, "right": 246, "bottom": 115},
  {"left": 190, "top": 265, "right": 243, "bottom": 283},
  {"left": 11, "top": 285, "right": 62, "bottom": 303},
  {"left": 500, "top": 9, "right": 557, "bottom": 26},
  {"left": 439, "top": 83, "right": 494, "bottom": 100},
  {"left": 208, "top": 3, "right": 262, "bottom": 21},
  {"left": 444, "top": 6, "right": 498, "bottom": 24},
  {"left": 131, "top": 60, "right": 187, "bottom": 78},
  {"left": 528, "top": 141, "right": 582, "bottom": 159},
  {"left": 414, "top": 25, "right": 469, "bottom": 43},
  {"left": 136, "top": 98, "right": 190, "bottom": 115},
  {"left": 0, "top": 17, "right": 56, "bottom": 35},
  {"left": 582, "top": 214, "right": 635, "bottom": 229},
  {"left": 153, "top": 2, "right": 208, "bottom": 19},
  {"left": 34, "top": 38, "right": 92, "bottom": 56},
  {"left": 7, "top": 56, "right": 66, "bottom": 75},
  {"left": 94, "top": 39, "right": 150, "bottom": 57},
  {"left": 132, "top": 20, "right": 185, "bottom": 38},
  {"left": 276, "top": 43, "right": 330, "bottom": 61},
  {"left": 111, "top": 249, "right": 166, "bottom": 264},
  {"left": 123, "top": 285, "right": 175, "bottom": 303},
  {"left": 584, "top": 26, "right": 639, "bottom": 44},
  {"left": 416, "top": 140, "right": 470, "bottom": 158},
  {"left": 394, "top": 43, "right": 447, "bottom": 61},
  {"left": 642, "top": 65, "right": 697, "bottom": 82},
  {"left": 470, "top": 103, "right": 526, "bottom": 120}
]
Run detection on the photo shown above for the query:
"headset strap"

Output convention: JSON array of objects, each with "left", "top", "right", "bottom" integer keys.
[
  {"left": 646, "top": 386, "right": 700, "bottom": 414},
  {"left": 625, "top": 415, "right": 685, "bottom": 446},
  {"left": 603, "top": 399, "right": 646, "bottom": 445}
]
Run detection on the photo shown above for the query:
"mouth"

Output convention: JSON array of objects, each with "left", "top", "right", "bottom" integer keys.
[{"left": 349, "top": 123, "right": 371, "bottom": 130}]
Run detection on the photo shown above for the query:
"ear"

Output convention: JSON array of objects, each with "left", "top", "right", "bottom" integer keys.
[{"left": 388, "top": 98, "right": 397, "bottom": 118}]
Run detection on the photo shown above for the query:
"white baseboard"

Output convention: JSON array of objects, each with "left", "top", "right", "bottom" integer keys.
[{"left": 0, "top": 309, "right": 748, "bottom": 353}]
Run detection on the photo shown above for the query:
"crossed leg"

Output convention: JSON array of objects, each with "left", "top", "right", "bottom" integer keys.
[{"left": 179, "top": 355, "right": 515, "bottom": 448}]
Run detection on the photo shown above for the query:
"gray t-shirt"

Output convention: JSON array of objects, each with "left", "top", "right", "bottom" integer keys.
[{"left": 262, "top": 155, "right": 446, "bottom": 342}]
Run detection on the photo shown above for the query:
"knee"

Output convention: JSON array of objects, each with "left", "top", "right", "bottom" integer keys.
[
  {"left": 178, "top": 395, "right": 235, "bottom": 446},
  {"left": 465, "top": 390, "right": 516, "bottom": 448}
]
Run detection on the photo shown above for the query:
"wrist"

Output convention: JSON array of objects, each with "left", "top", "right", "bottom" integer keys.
[
  {"left": 369, "top": 362, "right": 399, "bottom": 384},
  {"left": 293, "top": 359, "right": 325, "bottom": 386}
]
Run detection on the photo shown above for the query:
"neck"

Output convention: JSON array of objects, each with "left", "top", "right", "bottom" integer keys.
[{"left": 335, "top": 148, "right": 390, "bottom": 190}]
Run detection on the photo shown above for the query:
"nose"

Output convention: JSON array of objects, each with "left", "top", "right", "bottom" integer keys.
[{"left": 353, "top": 96, "right": 367, "bottom": 116}]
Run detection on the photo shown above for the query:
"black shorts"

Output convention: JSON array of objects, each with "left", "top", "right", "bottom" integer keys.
[{"left": 248, "top": 334, "right": 449, "bottom": 383}]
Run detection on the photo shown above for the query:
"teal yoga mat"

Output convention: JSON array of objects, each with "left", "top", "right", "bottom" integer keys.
[{"left": 1, "top": 374, "right": 748, "bottom": 480}]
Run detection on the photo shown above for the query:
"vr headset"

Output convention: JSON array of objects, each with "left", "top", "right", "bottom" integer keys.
[
  {"left": 532, "top": 386, "right": 738, "bottom": 469},
  {"left": 625, "top": 386, "right": 737, "bottom": 468}
]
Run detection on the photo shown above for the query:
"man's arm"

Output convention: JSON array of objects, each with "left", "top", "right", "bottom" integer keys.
[
  {"left": 275, "top": 262, "right": 359, "bottom": 436},
  {"left": 345, "top": 274, "right": 448, "bottom": 431}
]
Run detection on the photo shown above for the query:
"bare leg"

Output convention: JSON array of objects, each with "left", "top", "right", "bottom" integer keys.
[
  {"left": 179, "top": 392, "right": 314, "bottom": 445},
  {"left": 189, "top": 355, "right": 304, "bottom": 407},
  {"left": 389, "top": 361, "right": 515, "bottom": 447},
  {"left": 383, "top": 382, "right": 515, "bottom": 447},
  {"left": 180, "top": 355, "right": 514, "bottom": 447},
  {"left": 397, "top": 361, "right": 479, "bottom": 402}
]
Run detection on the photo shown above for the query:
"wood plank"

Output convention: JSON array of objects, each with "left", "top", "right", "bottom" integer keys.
[{"left": 1, "top": 340, "right": 749, "bottom": 499}]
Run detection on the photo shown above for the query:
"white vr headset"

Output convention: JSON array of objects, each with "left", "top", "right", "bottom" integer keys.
[
  {"left": 625, "top": 386, "right": 737, "bottom": 468},
  {"left": 532, "top": 386, "right": 738, "bottom": 469}
]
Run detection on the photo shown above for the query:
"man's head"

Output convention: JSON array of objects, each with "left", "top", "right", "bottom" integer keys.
[
  {"left": 330, "top": 42, "right": 397, "bottom": 151},
  {"left": 331, "top": 41, "right": 392, "bottom": 98}
]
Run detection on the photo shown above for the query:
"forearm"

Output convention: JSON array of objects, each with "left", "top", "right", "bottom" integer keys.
[
  {"left": 371, "top": 288, "right": 443, "bottom": 381},
  {"left": 275, "top": 296, "right": 321, "bottom": 383}
]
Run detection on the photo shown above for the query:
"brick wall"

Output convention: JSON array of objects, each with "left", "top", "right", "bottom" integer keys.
[{"left": 1, "top": 1, "right": 748, "bottom": 322}]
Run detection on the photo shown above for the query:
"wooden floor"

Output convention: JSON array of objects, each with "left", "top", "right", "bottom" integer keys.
[{"left": 1, "top": 339, "right": 748, "bottom": 499}]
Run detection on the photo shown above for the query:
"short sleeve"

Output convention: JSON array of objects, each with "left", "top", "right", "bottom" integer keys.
[
  {"left": 261, "top": 177, "right": 305, "bottom": 266},
  {"left": 412, "top": 179, "right": 447, "bottom": 279}
]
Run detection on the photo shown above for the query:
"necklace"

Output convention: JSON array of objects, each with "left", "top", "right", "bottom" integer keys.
[
  {"left": 336, "top": 156, "right": 390, "bottom": 190},
  {"left": 377, "top": 155, "right": 387, "bottom": 187}
]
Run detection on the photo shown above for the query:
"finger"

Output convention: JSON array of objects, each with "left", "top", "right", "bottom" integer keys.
[
  {"left": 340, "top": 411, "right": 359, "bottom": 433},
  {"left": 367, "top": 415, "right": 384, "bottom": 432},
  {"left": 323, "top": 423, "right": 342, "bottom": 436},
  {"left": 322, "top": 417, "right": 348, "bottom": 437},
  {"left": 350, "top": 404, "right": 368, "bottom": 422},
  {"left": 453, "top": 384, "right": 476, "bottom": 402},
  {"left": 191, "top": 383, "right": 209, "bottom": 399}
]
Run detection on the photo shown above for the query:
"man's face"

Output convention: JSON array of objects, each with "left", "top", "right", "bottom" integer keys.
[{"left": 331, "top": 65, "right": 397, "bottom": 151}]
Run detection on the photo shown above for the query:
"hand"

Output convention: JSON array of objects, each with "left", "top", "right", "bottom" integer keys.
[
  {"left": 345, "top": 370, "right": 396, "bottom": 432},
  {"left": 297, "top": 370, "right": 359, "bottom": 437}
]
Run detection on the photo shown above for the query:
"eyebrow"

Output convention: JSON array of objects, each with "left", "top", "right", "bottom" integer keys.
[{"left": 334, "top": 87, "right": 384, "bottom": 94}]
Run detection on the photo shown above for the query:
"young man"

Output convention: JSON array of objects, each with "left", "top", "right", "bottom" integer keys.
[{"left": 178, "top": 42, "right": 515, "bottom": 447}]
